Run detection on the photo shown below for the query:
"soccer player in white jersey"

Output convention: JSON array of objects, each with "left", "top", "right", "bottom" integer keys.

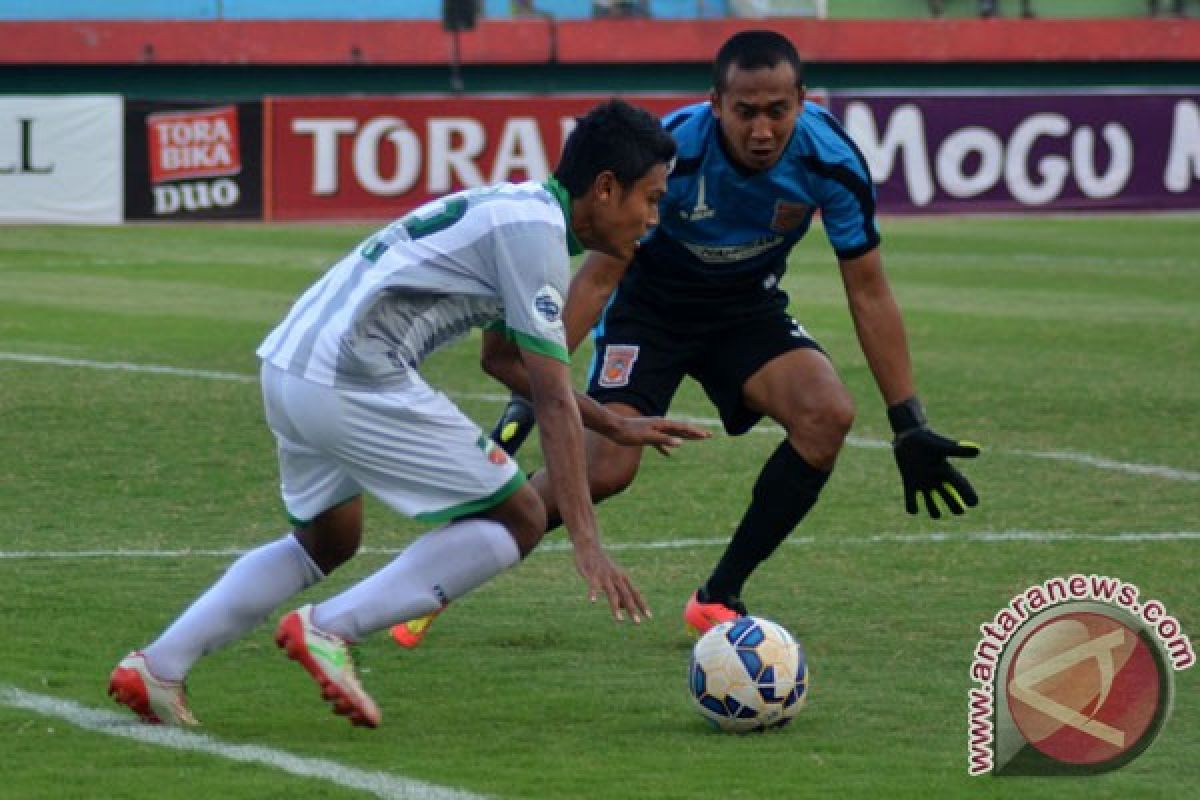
[{"left": 108, "top": 99, "right": 705, "bottom": 728}]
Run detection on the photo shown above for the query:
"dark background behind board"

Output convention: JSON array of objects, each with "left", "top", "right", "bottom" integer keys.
[{"left": 125, "top": 99, "right": 262, "bottom": 221}]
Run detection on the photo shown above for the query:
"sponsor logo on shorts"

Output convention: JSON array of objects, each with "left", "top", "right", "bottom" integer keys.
[
  {"left": 598, "top": 344, "right": 639, "bottom": 388},
  {"left": 477, "top": 435, "right": 510, "bottom": 467}
]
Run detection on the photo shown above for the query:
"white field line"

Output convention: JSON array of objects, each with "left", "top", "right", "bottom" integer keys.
[
  {"left": 3, "top": 351, "right": 1199, "bottom": 483},
  {"left": 0, "top": 687, "right": 488, "bottom": 800},
  {"left": 0, "top": 352, "right": 258, "bottom": 383},
  {"left": 1, "top": 531, "right": 1197, "bottom": 561}
]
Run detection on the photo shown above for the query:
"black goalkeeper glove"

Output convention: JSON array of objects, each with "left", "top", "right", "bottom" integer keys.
[
  {"left": 888, "top": 396, "right": 981, "bottom": 519},
  {"left": 490, "top": 393, "right": 536, "bottom": 456}
]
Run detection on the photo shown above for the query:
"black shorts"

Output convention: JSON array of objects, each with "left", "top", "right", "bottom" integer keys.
[{"left": 585, "top": 290, "right": 824, "bottom": 436}]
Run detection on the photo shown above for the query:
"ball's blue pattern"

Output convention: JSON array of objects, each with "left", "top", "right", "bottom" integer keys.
[
  {"left": 689, "top": 616, "right": 807, "bottom": 732},
  {"left": 690, "top": 662, "right": 706, "bottom": 695},
  {"left": 734, "top": 623, "right": 764, "bottom": 649},
  {"left": 738, "top": 648, "right": 763, "bottom": 679},
  {"left": 759, "top": 665, "right": 787, "bottom": 703},
  {"left": 724, "top": 617, "right": 756, "bottom": 645},
  {"left": 700, "top": 694, "right": 728, "bottom": 717}
]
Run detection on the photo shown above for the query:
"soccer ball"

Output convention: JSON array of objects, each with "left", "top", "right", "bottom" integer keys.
[{"left": 688, "top": 616, "right": 808, "bottom": 732}]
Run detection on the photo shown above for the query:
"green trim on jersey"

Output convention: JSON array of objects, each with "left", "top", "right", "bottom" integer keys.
[
  {"left": 509, "top": 327, "right": 569, "bottom": 364},
  {"left": 489, "top": 322, "right": 570, "bottom": 364},
  {"left": 414, "top": 470, "right": 527, "bottom": 524},
  {"left": 543, "top": 177, "right": 584, "bottom": 257}
]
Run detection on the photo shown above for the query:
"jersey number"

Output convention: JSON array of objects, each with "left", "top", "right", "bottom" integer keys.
[{"left": 360, "top": 197, "right": 469, "bottom": 263}]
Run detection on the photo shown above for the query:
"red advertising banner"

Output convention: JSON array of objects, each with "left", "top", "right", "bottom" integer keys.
[
  {"left": 146, "top": 105, "right": 242, "bottom": 184},
  {"left": 265, "top": 94, "right": 704, "bottom": 221}
]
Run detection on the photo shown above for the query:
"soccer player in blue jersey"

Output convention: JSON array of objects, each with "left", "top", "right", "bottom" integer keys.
[{"left": 393, "top": 30, "right": 980, "bottom": 647}]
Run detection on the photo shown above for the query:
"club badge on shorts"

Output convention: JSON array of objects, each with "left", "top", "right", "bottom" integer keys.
[
  {"left": 477, "top": 435, "right": 510, "bottom": 467},
  {"left": 598, "top": 344, "right": 640, "bottom": 388}
]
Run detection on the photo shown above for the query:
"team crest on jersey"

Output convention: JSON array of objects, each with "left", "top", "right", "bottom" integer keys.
[
  {"left": 532, "top": 285, "right": 564, "bottom": 329},
  {"left": 598, "top": 345, "right": 640, "bottom": 388},
  {"left": 771, "top": 200, "right": 810, "bottom": 232}
]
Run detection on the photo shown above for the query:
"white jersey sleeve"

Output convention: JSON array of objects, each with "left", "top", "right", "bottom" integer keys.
[
  {"left": 488, "top": 220, "right": 570, "bottom": 364},
  {"left": 256, "top": 181, "right": 571, "bottom": 389}
]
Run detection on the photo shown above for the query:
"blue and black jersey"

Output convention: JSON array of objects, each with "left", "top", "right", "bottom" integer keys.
[{"left": 620, "top": 99, "right": 880, "bottom": 322}]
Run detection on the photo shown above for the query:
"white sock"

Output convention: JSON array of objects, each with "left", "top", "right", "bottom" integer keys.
[
  {"left": 143, "top": 533, "right": 323, "bottom": 681},
  {"left": 313, "top": 518, "right": 520, "bottom": 642}
]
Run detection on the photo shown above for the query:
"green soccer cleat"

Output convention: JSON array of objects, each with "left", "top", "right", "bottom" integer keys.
[{"left": 275, "top": 605, "right": 381, "bottom": 728}]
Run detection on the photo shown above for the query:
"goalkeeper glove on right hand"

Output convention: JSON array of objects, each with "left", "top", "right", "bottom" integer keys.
[
  {"left": 888, "top": 396, "right": 981, "bottom": 519},
  {"left": 490, "top": 393, "right": 536, "bottom": 456}
]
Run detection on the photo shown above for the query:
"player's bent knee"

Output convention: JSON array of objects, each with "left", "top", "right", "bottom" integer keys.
[
  {"left": 785, "top": 395, "right": 856, "bottom": 467},
  {"left": 815, "top": 401, "right": 855, "bottom": 460},
  {"left": 827, "top": 395, "right": 856, "bottom": 441},
  {"left": 589, "top": 455, "right": 638, "bottom": 501}
]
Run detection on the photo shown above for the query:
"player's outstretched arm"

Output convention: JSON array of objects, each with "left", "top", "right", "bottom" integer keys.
[
  {"left": 490, "top": 391, "right": 709, "bottom": 458},
  {"left": 482, "top": 331, "right": 708, "bottom": 457},
  {"left": 521, "top": 347, "right": 649, "bottom": 623},
  {"left": 838, "top": 248, "right": 981, "bottom": 518}
]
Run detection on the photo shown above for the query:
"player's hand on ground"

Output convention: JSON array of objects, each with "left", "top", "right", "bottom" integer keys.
[
  {"left": 888, "top": 397, "right": 980, "bottom": 519},
  {"left": 572, "top": 541, "right": 651, "bottom": 623},
  {"left": 608, "top": 416, "right": 711, "bottom": 456}
]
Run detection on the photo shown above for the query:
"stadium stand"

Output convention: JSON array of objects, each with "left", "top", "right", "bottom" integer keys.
[{"left": 0, "top": 0, "right": 1184, "bottom": 20}]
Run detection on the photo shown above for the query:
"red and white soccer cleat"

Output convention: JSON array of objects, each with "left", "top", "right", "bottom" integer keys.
[
  {"left": 108, "top": 651, "right": 199, "bottom": 726},
  {"left": 275, "top": 605, "right": 381, "bottom": 728}
]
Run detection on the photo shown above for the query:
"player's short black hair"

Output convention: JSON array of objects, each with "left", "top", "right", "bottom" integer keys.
[
  {"left": 554, "top": 99, "right": 676, "bottom": 197},
  {"left": 713, "top": 30, "right": 805, "bottom": 92}
]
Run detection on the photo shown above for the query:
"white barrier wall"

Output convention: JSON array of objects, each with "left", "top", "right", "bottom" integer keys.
[{"left": 0, "top": 96, "right": 123, "bottom": 224}]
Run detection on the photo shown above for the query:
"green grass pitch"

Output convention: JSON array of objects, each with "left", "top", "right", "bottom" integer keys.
[{"left": 0, "top": 216, "right": 1196, "bottom": 799}]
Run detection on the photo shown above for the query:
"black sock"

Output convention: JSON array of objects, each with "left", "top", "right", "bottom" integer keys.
[{"left": 702, "top": 440, "right": 830, "bottom": 606}]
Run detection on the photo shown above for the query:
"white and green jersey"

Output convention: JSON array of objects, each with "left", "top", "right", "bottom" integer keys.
[{"left": 258, "top": 179, "right": 579, "bottom": 390}]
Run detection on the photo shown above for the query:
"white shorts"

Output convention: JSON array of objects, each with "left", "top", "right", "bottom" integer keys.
[{"left": 259, "top": 361, "right": 524, "bottom": 525}]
